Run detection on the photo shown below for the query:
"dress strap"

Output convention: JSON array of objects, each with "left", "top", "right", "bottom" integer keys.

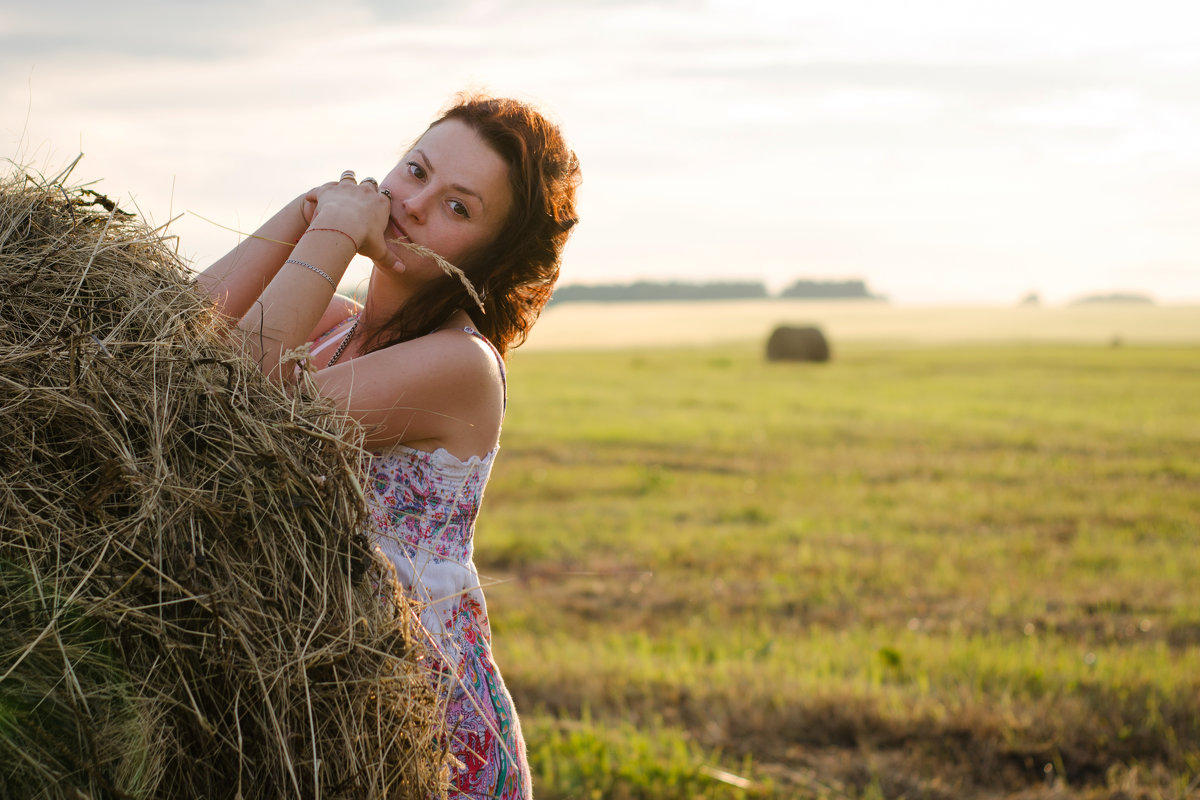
[
  {"left": 463, "top": 326, "right": 506, "bottom": 411},
  {"left": 308, "top": 315, "right": 357, "bottom": 360}
]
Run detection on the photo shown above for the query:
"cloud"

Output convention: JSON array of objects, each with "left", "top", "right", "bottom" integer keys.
[
  {"left": 0, "top": 0, "right": 696, "bottom": 65},
  {"left": 3, "top": 0, "right": 1199, "bottom": 302},
  {"left": 2, "top": 2, "right": 301, "bottom": 60}
]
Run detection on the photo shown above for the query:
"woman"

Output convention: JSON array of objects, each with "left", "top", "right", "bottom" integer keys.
[{"left": 198, "top": 94, "right": 580, "bottom": 799}]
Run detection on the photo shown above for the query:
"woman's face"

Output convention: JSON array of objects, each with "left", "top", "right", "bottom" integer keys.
[{"left": 378, "top": 119, "right": 513, "bottom": 279}]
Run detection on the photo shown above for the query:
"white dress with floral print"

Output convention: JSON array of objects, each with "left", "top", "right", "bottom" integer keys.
[{"left": 309, "top": 320, "right": 530, "bottom": 799}]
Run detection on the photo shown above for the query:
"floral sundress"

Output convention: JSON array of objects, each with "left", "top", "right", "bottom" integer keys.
[{"left": 309, "top": 320, "right": 530, "bottom": 799}]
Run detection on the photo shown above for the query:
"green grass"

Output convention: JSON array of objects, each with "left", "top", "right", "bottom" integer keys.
[
  {"left": 478, "top": 343, "right": 1200, "bottom": 799},
  {"left": 0, "top": 559, "right": 154, "bottom": 799}
]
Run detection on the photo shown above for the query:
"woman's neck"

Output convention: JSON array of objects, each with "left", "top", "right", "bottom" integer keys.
[
  {"left": 358, "top": 267, "right": 414, "bottom": 341},
  {"left": 358, "top": 267, "right": 469, "bottom": 346}
]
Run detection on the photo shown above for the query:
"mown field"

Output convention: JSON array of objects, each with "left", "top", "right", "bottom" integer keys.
[{"left": 477, "top": 339, "right": 1200, "bottom": 799}]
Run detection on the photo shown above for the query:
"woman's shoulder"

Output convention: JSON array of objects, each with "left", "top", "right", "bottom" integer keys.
[
  {"left": 412, "top": 324, "right": 503, "bottom": 382},
  {"left": 347, "top": 321, "right": 500, "bottom": 385},
  {"left": 334, "top": 324, "right": 504, "bottom": 456}
]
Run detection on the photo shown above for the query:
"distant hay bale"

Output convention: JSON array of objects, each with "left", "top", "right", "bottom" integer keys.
[
  {"left": 765, "top": 325, "right": 831, "bottom": 362},
  {"left": 0, "top": 166, "right": 447, "bottom": 798}
]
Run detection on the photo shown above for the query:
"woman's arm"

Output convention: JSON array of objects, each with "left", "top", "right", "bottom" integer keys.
[
  {"left": 195, "top": 194, "right": 311, "bottom": 321},
  {"left": 237, "top": 227, "right": 358, "bottom": 378},
  {"left": 234, "top": 179, "right": 396, "bottom": 380},
  {"left": 310, "top": 293, "right": 363, "bottom": 342}
]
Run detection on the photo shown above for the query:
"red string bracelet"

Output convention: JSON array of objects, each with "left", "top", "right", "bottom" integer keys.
[{"left": 305, "top": 227, "right": 359, "bottom": 250}]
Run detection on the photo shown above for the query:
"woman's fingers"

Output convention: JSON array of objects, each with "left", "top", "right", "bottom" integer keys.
[
  {"left": 373, "top": 250, "right": 405, "bottom": 274},
  {"left": 306, "top": 172, "right": 404, "bottom": 272},
  {"left": 304, "top": 181, "right": 339, "bottom": 207},
  {"left": 306, "top": 173, "right": 391, "bottom": 253},
  {"left": 340, "top": 176, "right": 395, "bottom": 263}
]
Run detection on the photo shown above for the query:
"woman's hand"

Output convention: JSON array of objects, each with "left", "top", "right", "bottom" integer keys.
[
  {"left": 300, "top": 192, "right": 318, "bottom": 226},
  {"left": 304, "top": 177, "right": 401, "bottom": 271}
]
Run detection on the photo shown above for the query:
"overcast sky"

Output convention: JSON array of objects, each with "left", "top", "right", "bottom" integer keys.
[{"left": 3, "top": 0, "right": 1199, "bottom": 304}]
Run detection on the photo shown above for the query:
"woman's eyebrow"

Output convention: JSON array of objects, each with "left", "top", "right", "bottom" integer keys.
[{"left": 414, "top": 148, "right": 486, "bottom": 211}]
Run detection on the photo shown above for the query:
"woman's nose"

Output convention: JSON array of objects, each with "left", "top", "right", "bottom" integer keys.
[{"left": 401, "top": 187, "right": 431, "bottom": 222}]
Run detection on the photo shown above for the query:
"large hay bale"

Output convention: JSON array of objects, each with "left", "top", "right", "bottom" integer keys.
[
  {"left": 0, "top": 167, "right": 446, "bottom": 798},
  {"left": 765, "top": 325, "right": 831, "bottom": 362}
]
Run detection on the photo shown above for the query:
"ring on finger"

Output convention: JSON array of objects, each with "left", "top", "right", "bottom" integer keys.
[
  {"left": 361, "top": 176, "right": 378, "bottom": 187},
  {"left": 340, "top": 170, "right": 356, "bottom": 182},
  {"left": 380, "top": 188, "right": 392, "bottom": 198}
]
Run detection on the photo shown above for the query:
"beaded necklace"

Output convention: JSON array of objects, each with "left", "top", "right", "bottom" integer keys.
[{"left": 326, "top": 315, "right": 359, "bottom": 367}]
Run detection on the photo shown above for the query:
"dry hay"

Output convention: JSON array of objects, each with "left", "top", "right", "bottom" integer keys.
[
  {"left": 765, "top": 325, "right": 832, "bottom": 363},
  {"left": 0, "top": 164, "right": 448, "bottom": 799}
]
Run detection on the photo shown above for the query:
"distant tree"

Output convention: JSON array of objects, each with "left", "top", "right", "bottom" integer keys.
[
  {"left": 778, "top": 278, "right": 884, "bottom": 300},
  {"left": 1018, "top": 291, "right": 1042, "bottom": 306},
  {"left": 547, "top": 278, "right": 891, "bottom": 304},
  {"left": 549, "top": 280, "right": 769, "bottom": 304},
  {"left": 1070, "top": 293, "right": 1155, "bottom": 306}
]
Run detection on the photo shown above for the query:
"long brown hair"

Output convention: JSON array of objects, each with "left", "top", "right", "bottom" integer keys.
[{"left": 362, "top": 94, "right": 581, "bottom": 357}]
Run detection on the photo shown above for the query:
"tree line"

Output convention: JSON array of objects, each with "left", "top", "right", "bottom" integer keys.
[{"left": 548, "top": 278, "right": 885, "bottom": 304}]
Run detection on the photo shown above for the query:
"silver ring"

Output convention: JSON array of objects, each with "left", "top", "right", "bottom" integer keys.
[
  {"left": 361, "top": 176, "right": 378, "bottom": 186},
  {"left": 380, "top": 189, "right": 392, "bottom": 198},
  {"left": 339, "top": 170, "right": 356, "bottom": 182}
]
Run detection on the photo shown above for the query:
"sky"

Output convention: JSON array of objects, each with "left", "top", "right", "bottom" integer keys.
[{"left": 2, "top": 0, "right": 1199, "bottom": 305}]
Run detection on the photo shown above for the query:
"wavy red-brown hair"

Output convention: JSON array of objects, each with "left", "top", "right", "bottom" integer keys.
[{"left": 362, "top": 94, "right": 581, "bottom": 357}]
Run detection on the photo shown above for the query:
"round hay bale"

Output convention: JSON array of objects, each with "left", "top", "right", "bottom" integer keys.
[
  {"left": 765, "top": 325, "right": 831, "bottom": 362},
  {"left": 0, "top": 167, "right": 447, "bottom": 798},
  {"left": 0, "top": 556, "right": 156, "bottom": 797}
]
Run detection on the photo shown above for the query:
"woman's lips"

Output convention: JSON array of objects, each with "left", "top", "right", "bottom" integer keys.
[{"left": 388, "top": 216, "right": 411, "bottom": 243}]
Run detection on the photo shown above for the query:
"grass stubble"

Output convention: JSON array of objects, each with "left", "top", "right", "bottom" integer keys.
[{"left": 479, "top": 343, "right": 1200, "bottom": 799}]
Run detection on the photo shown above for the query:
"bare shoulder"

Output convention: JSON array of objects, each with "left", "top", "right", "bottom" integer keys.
[
  {"left": 410, "top": 326, "right": 503, "bottom": 388},
  {"left": 341, "top": 323, "right": 501, "bottom": 391},
  {"left": 318, "top": 324, "right": 503, "bottom": 453}
]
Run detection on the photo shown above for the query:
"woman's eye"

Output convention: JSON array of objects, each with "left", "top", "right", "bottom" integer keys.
[
  {"left": 406, "top": 162, "right": 426, "bottom": 181},
  {"left": 449, "top": 200, "right": 470, "bottom": 219}
]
